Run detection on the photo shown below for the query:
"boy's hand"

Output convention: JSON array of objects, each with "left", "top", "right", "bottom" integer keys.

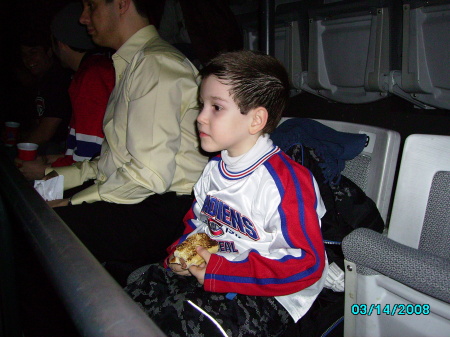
[
  {"left": 189, "top": 246, "right": 212, "bottom": 285},
  {"left": 168, "top": 255, "right": 192, "bottom": 276}
]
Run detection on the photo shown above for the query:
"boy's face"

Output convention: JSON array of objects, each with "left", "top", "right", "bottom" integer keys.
[{"left": 197, "top": 75, "right": 256, "bottom": 157}]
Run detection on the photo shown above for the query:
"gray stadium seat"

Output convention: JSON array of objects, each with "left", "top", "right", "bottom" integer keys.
[
  {"left": 301, "top": 0, "right": 391, "bottom": 104},
  {"left": 342, "top": 134, "right": 450, "bottom": 337},
  {"left": 389, "top": 1, "right": 450, "bottom": 110}
]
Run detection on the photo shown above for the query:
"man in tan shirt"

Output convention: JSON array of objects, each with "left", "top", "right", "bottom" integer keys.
[
  {"left": 15, "top": 1, "right": 207, "bottom": 335},
  {"left": 48, "top": 0, "right": 208, "bottom": 283}
]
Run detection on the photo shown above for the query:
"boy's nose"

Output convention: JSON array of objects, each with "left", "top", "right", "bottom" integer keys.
[{"left": 197, "top": 109, "right": 207, "bottom": 125}]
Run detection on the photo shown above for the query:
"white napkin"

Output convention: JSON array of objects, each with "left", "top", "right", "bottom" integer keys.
[{"left": 34, "top": 176, "right": 64, "bottom": 201}]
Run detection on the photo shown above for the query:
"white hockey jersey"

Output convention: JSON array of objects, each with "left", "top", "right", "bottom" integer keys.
[{"left": 167, "top": 134, "right": 328, "bottom": 322}]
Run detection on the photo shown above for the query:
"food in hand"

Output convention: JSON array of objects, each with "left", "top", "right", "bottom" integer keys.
[{"left": 169, "top": 233, "right": 219, "bottom": 268}]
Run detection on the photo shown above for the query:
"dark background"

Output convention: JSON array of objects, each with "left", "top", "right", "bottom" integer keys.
[{"left": 1, "top": 0, "right": 449, "bottom": 141}]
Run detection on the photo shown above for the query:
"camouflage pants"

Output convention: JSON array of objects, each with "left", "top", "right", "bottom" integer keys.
[{"left": 125, "top": 263, "right": 291, "bottom": 337}]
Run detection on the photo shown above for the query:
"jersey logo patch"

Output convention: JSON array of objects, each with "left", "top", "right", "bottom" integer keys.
[{"left": 201, "top": 195, "right": 260, "bottom": 241}]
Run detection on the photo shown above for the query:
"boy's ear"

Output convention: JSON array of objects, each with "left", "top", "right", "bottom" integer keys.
[{"left": 249, "top": 107, "right": 268, "bottom": 135}]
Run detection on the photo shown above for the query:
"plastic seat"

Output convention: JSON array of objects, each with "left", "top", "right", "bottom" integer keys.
[
  {"left": 389, "top": 1, "right": 450, "bottom": 110},
  {"left": 301, "top": 0, "right": 391, "bottom": 104},
  {"left": 342, "top": 134, "right": 450, "bottom": 337}
]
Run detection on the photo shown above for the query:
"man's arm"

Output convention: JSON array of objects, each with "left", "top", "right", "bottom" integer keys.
[
  {"left": 25, "top": 117, "right": 62, "bottom": 146},
  {"left": 95, "top": 53, "right": 199, "bottom": 204},
  {"left": 48, "top": 158, "right": 99, "bottom": 191}
]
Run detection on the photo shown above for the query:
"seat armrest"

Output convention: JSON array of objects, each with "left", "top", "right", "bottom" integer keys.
[{"left": 342, "top": 228, "right": 450, "bottom": 303}]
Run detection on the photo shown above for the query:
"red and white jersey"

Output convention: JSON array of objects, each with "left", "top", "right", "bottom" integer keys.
[{"left": 167, "top": 134, "right": 328, "bottom": 322}]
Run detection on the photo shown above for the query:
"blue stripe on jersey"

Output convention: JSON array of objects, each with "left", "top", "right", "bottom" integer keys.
[
  {"left": 309, "top": 170, "right": 319, "bottom": 211},
  {"left": 74, "top": 139, "right": 102, "bottom": 158},
  {"left": 276, "top": 154, "right": 322, "bottom": 271},
  {"left": 206, "top": 260, "right": 316, "bottom": 286},
  {"left": 186, "top": 219, "right": 197, "bottom": 231},
  {"left": 263, "top": 154, "right": 300, "bottom": 248},
  {"left": 230, "top": 249, "right": 306, "bottom": 264},
  {"left": 178, "top": 233, "right": 190, "bottom": 244},
  {"left": 186, "top": 201, "right": 199, "bottom": 231},
  {"left": 264, "top": 161, "right": 290, "bottom": 246},
  {"left": 207, "top": 271, "right": 313, "bottom": 285},
  {"left": 210, "top": 156, "right": 221, "bottom": 163},
  {"left": 66, "top": 133, "right": 76, "bottom": 149}
]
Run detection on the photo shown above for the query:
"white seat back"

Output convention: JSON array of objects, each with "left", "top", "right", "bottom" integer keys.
[{"left": 388, "top": 134, "right": 450, "bottom": 252}]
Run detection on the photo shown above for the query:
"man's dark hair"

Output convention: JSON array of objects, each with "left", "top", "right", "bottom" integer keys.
[
  {"left": 105, "top": 0, "right": 148, "bottom": 18},
  {"left": 200, "top": 50, "right": 290, "bottom": 134}
]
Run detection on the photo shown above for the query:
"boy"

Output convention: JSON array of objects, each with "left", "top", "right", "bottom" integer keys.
[
  {"left": 126, "top": 50, "right": 327, "bottom": 337},
  {"left": 19, "top": 28, "right": 72, "bottom": 155}
]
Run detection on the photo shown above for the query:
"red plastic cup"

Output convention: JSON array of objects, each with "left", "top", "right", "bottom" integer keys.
[
  {"left": 5, "top": 121, "right": 20, "bottom": 146},
  {"left": 17, "top": 143, "right": 39, "bottom": 161}
]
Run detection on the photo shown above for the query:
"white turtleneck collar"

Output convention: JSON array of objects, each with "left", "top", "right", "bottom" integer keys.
[{"left": 220, "top": 134, "right": 276, "bottom": 172}]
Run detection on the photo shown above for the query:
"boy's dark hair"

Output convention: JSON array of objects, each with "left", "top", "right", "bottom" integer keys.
[
  {"left": 200, "top": 50, "right": 290, "bottom": 134},
  {"left": 19, "top": 28, "right": 52, "bottom": 50},
  {"left": 50, "top": 2, "right": 95, "bottom": 53},
  {"left": 50, "top": 35, "right": 89, "bottom": 54}
]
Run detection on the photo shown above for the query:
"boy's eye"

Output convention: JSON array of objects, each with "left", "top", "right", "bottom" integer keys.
[{"left": 212, "top": 104, "right": 222, "bottom": 111}]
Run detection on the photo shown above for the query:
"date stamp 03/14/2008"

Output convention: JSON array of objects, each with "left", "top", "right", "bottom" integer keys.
[{"left": 351, "top": 304, "right": 430, "bottom": 316}]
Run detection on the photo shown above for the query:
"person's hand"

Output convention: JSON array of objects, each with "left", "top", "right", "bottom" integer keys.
[
  {"left": 42, "top": 170, "right": 59, "bottom": 181},
  {"left": 15, "top": 156, "right": 50, "bottom": 181},
  {"left": 45, "top": 154, "right": 64, "bottom": 164},
  {"left": 168, "top": 255, "right": 192, "bottom": 276},
  {"left": 14, "top": 158, "right": 24, "bottom": 170},
  {"left": 47, "top": 198, "right": 70, "bottom": 208},
  {"left": 189, "top": 246, "right": 212, "bottom": 285}
]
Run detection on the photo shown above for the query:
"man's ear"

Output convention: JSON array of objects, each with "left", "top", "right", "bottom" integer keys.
[
  {"left": 249, "top": 107, "right": 268, "bottom": 135},
  {"left": 57, "top": 40, "right": 67, "bottom": 51},
  {"left": 118, "top": 0, "right": 131, "bottom": 13},
  {"left": 46, "top": 46, "right": 53, "bottom": 58}
]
